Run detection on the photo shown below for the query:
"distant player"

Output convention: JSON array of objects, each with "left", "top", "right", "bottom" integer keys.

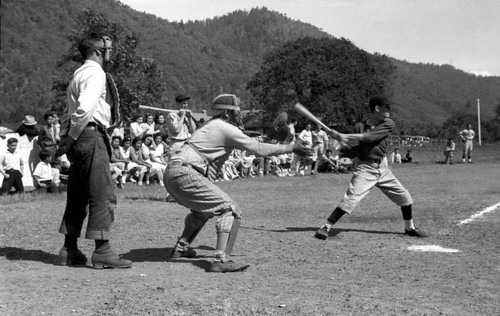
[
  {"left": 314, "top": 95, "right": 428, "bottom": 240},
  {"left": 164, "top": 94, "right": 312, "bottom": 272},
  {"left": 459, "top": 123, "right": 475, "bottom": 163}
]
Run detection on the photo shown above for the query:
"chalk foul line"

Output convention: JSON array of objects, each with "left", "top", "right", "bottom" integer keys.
[{"left": 457, "top": 202, "right": 500, "bottom": 226}]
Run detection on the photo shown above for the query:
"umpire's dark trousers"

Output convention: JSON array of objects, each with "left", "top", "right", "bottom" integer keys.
[
  {"left": 59, "top": 126, "right": 116, "bottom": 240},
  {"left": 0, "top": 169, "right": 24, "bottom": 195}
]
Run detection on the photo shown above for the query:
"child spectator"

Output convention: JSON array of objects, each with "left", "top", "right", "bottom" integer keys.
[
  {"left": 443, "top": 138, "right": 455, "bottom": 165},
  {"left": 33, "top": 150, "right": 60, "bottom": 193},
  {"left": 402, "top": 149, "right": 413, "bottom": 163},
  {"left": 390, "top": 148, "right": 402, "bottom": 163},
  {"left": 37, "top": 112, "right": 60, "bottom": 168},
  {"left": 0, "top": 138, "right": 24, "bottom": 195}
]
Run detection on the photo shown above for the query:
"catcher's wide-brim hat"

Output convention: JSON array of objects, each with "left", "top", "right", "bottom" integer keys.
[
  {"left": 212, "top": 94, "right": 240, "bottom": 111},
  {"left": 22, "top": 115, "right": 38, "bottom": 126},
  {"left": 175, "top": 94, "right": 190, "bottom": 103}
]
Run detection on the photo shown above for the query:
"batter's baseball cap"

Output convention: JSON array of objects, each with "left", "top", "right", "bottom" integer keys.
[
  {"left": 212, "top": 94, "right": 241, "bottom": 111},
  {"left": 369, "top": 95, "right": 394, "bottom": 108}
]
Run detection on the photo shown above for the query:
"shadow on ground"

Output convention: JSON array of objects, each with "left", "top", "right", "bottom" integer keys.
[{"left": 0, "top": 247, "right": 59, "bottom": 265}]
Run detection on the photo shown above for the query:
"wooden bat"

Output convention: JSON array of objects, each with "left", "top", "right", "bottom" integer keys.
[
  {"left": 138, "top": 105, "right": 191, "bottom": 113},
  {"left": 293, "top": 102, "right": 333, "bottom": 133}
]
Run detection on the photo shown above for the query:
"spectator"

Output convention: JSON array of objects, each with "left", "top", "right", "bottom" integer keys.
[
  {"left": 459, "top": 123, "right": 475, "bottom": 163},
  {"left": 37, "top": 112, "right": 60, "bottom": 168},
  {"left": 390, "top": 148, "right": 402, "bottom": 163},
  {"left": 33, "top": 150, "right": 60, "bottom": 193},
  {"left": 129, "top": 138, "right": 149, "bottom": 186},
  {"left": 151, "top": 132, "right": 169, "bottom": 165},
  {"left": 402, "top": 149, "right": 413, "bottom": 163},
  {"left": 317, "top": 149, "right": 339, "bottom": 173},
  {"left": 141, "top": 113, "right": 156, "bottom": 136},
  {"left": 166, "top": 94, "right": 197, "bottom": 155},
  {"left": 141, "top": 134, "right": 165, "bottom": 186},
  {"left": 110, "top": 136, "right": 128, "bottom": 188},
  {"left": 129, "top": 114, "right": 148, "bottom": 140},
  {"left": 16, "top": 115, "right": 40, "bottom": 139},
  {"left": 443, "top": 139, "right": 455, "bottom": 165},
  {"left": 120, "top": 136, "right": 146, "bottom": 184},
  {"left": 311, "top": 124, "right": 329, "bottom": 174},
  {"left": 154, "top": 113, "right": 169, "bottom": 142},
  {"left": 0, "top": 138, "right": 24, "bottom": 195}
]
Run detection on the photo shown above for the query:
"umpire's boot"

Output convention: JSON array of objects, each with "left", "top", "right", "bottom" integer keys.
[
  {"left": 91, "top": 243, "right": 132, "bottom": 269},
  {"left": 58, "top": 247, "right": 88, "bottom": 266}
]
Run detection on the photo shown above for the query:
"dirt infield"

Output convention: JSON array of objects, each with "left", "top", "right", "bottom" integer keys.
[{"left": 1, "top": 159, "right": 499, "bottom": 315}]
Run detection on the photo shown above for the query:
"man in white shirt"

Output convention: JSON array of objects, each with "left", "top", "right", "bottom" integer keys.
[
  {"left": 56, "top": 33, "right": 132, "bottom": 269},
  {"left": 0, "top": 138, "right": 24, "bottom": 195},
  {"left": 459, "top": 123, "right": 475, "bottom": 163}
]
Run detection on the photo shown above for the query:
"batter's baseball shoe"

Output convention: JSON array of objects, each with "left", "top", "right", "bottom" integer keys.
[
  {"left": 208, "top": 260, "right": 250, "bottom": 273},
  {"left": 314, "top": 225, "right": 331, "bottom": 240},
  {"left": 57, "top": 247, "right": 87, "bottom": 266},
  {"left": 404, "top": 227, "right": 428, "bottom": 238}
]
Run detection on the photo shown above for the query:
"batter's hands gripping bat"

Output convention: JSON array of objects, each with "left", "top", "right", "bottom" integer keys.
[{"left": 293, "top": 102, "right": 346, "bottom": 149}]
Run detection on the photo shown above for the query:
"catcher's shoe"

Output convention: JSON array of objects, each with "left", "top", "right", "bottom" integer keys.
[
  {"left": 207, "top": 260, "right": 250, "bottom": 273},
  {"left": 404, "top": 227, "right": 428, "bottom": 238},
  {"left": 58, "top": 247, "right": 88, "bottom": 266},
  {"left": 170, "top": 247, "right": 197, "bottom": 259},
  {"left": 314, "top": 225, "right": 331, "bottom": 240}
]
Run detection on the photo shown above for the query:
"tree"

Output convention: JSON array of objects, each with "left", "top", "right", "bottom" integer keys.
[
  {"left": 247, "top": 37, "right": 395, "bottom": 129},
  {"left": 51, "top": 8, "right": 167, "bottom": 122}
]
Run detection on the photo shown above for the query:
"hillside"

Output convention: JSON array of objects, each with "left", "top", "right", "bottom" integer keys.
[{"left": 1, "top": 0, "right": 499, "bottom": 128}]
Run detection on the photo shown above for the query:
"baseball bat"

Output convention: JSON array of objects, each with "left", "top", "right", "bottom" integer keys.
[
  {"left": 138, "top": 105, "right": 191, "bottom": 113},
  {"left": 293, "top": 102, "right": 333, "bottom": 133}
]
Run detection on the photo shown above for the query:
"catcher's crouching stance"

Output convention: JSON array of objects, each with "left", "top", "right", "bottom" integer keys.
[{"left": 164, "top": 94, "right": 311, "bottom": 273}]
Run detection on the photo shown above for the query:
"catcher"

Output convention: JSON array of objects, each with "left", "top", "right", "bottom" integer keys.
[{"left": 164, "top": 94, "right": 312, "bottom": 273}]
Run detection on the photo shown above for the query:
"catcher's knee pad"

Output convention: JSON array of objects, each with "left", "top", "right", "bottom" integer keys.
[{"left": 215, "top": 209, "right": 235, "bottom": 233}]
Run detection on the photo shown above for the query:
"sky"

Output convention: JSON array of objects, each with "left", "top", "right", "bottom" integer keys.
[{"left": 119, "top": 0, "right": 500, "bottom": 77}]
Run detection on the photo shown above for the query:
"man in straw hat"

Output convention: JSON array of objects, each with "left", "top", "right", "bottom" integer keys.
[{"left": 164, "top": 93, "right": 312, "bottom": 272}]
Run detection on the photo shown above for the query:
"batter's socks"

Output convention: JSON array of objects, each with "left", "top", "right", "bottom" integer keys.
[
  {"left": 63, "top": 234, "right": 78, "bottom": 249},
  {"left": 325, "top": 207, "right": 347, "bottom": 227},
  {"left": 401, "top": 205, "right": 415, "bottom": 230}
]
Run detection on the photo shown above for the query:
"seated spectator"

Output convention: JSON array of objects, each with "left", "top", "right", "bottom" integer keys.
[
  {"left": 443, "top": 138, "right": 455, "bottom": 165},
  {"left": 402, "top": 149, "right": 413, "bottom": 163},
  {"left": 0, "top": 138, "right": 24, "bottom": 195},
  {"left": 151, "top": 132, "right": 169, "bottom": 166},
  {"left": 129, "top": 138, "right": 150, "bottom": 186},
  {"left": 141, "top": 113, "right": 156, "bottom": 136},
  {"left": 154, "top": 113, "right": 169, "bottom": 142},
  {"left": 390, "top": 148, "right": 402, "bottom": 163},
  {"left": 33, "top": 150, "right": 60, "bottom": 193},
  {"left": 317, "top": 149, "right": 339, "bottom": 173},
  {"left": 120, "top": 136, "right": 146, "bottom": 184},
  {"left": 110, "top": 136, "right": 128, "bottom": 189},
  {"left": 129, "top": 114, "right": 148, "bottom": 140},
  {"left": 141, "top": 134, "right": 165, "bottom": 186},
  {"left": 16, "top": 115, "right": 40, "bottom": 139}
]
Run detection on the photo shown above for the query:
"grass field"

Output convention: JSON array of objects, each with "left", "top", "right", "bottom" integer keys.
[{"left": 1, "top": 144, "right": 499, "bottom": 315}]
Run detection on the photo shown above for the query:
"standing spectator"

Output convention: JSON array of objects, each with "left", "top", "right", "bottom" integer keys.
[
  {"left": 166, "top": 94, "right": 197, "bottom": 155},
  {"left": 37, "top": 112, "right": 60, "bottom": 168},
  {"left": 459, "top": 123, "right": 475, "bottom": 163},
  {"left": 16, "top": 115, "right": 40, "bottom": 139},
  {"left": 154, "top": 113, "right": 169, "bottom": 141},
  {"left": 390, "top": 148, "right": 402, "bottom": 163},
  {"left": 443, "top": 138, "right": 455, "bottom": 165},
  {"left": 0, "top": 138, "right": 24, "bottom": 195},
  {"left": 295, "top": 123, "right": 314, "bottom": 175},
  {"left": 33, "top": 150, "right": 60, "bottom": 193},
  {"left": 55, "top": 33, "right": 132, "bottom": 269},
  {"left": 311, "top": 124, "right": 329, "bottom": 174}
]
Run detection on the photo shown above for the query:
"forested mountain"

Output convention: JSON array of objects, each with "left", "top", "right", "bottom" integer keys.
[{"left": 1, "top": 0, "right": 499, "bottom": 133}]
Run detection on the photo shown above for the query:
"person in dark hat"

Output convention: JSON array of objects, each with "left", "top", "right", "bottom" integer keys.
[
  {"left": 165, "top": 94, "right": 197, "bottom": 155},
  {"left": 16, "top": 115, "right": 40, "bottom": 138},
  {"left": 314, "top": 95, "right": 428, "bottom": 240}
]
